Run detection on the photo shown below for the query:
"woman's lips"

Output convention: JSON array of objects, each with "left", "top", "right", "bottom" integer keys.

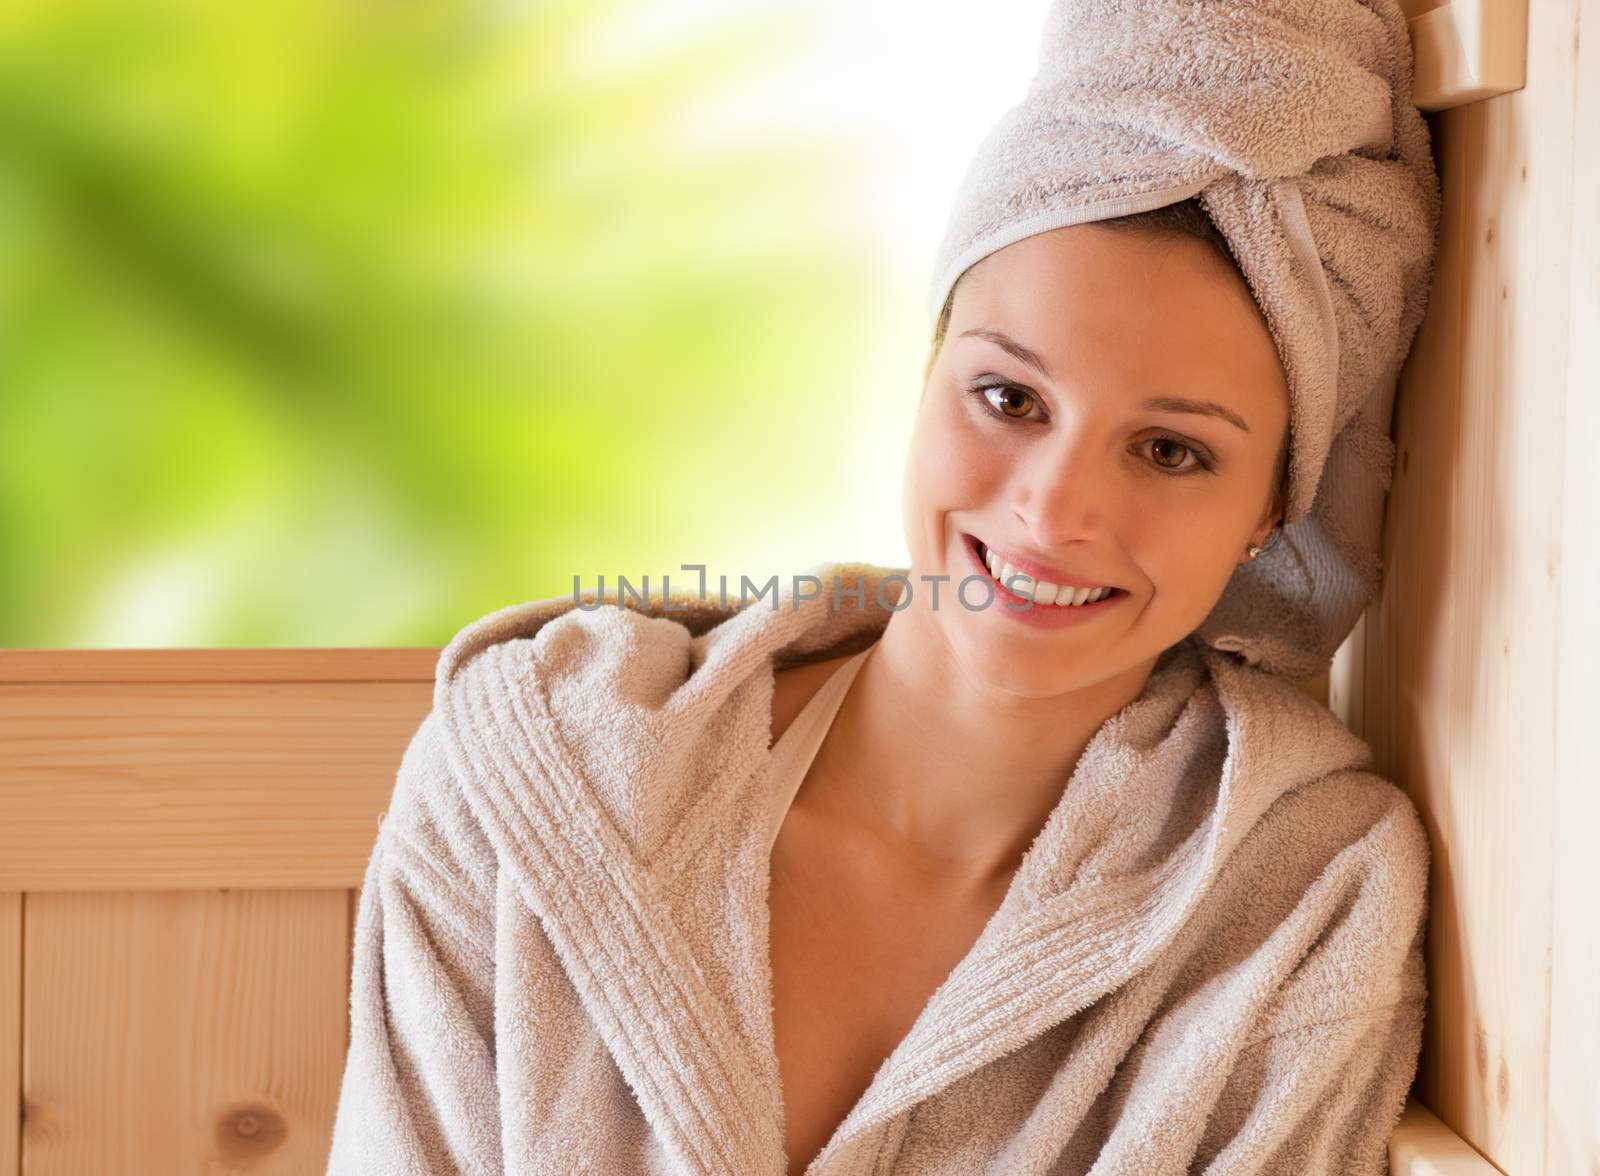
[
  {"left": 957, "top": 532, "right": 1126, "bottom": 627},
  {"left": 964, "top": 533, "right": 1122, "bottom": 598}
]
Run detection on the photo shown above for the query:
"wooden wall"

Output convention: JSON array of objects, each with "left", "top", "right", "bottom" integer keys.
[
  {"left": 1331, "top": 0, "right": 1600, "bottom": 1171},
  {"left": 0, "top": 650, "right": 435, "bottom": 1174}
]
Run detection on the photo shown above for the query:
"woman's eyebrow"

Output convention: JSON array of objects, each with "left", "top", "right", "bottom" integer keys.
[
  {"left": 957, "top": 327, "right": 1054, "bottom": 381},
  {"left": 1138, "top": 396, "right": 1252, "bottom": 434}
]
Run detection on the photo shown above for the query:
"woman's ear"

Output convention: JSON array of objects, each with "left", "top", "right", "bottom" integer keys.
[{"left": 1240, "top": 508, "right": 1284, "bottom": 565}]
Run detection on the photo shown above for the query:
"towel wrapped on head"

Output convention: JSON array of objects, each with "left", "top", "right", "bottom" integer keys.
[{"left": 928, "top": 0, "right": 1441, "bottom": 680}]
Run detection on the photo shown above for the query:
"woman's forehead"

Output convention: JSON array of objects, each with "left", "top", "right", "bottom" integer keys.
[
  {"left": 958, "top": 225, "right": 1250, "bottom": 317},
  {"left": 951, "top": 239, "right": 1286, "bottom": 407}
]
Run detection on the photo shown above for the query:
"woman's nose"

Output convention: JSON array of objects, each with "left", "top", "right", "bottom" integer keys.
[{"left": 1009, "top": 432, "right": 1110, "bottom": 547}]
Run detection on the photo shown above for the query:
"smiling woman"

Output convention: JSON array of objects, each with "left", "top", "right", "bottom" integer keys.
[
  {"left": 745, "top": 212, "right": 1316, "bottom": 1172},
  {"left": 905, "top": 208, "right": 1292, "bottom": 703},
  {"left": 328, "top": 1, "right": 1444, "bottom": 1172}
]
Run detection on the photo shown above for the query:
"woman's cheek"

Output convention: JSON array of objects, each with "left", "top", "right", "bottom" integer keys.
[{"left": 913, "top": 423, "right": 988, "bottom": 500}]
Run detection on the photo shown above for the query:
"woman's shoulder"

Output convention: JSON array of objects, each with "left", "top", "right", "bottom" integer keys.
[
  {"left": 375, "top": 708, "right": 498, "bottom": 895},
  {"left": 1211, "top": 765, "right": 1432, "bottom": 1034},
  {"left": 1235, "top": 765, "right": 1430, "bottom": 914}
]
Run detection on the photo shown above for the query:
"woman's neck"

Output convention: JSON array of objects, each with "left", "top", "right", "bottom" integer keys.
[{"left": 802, "top": 603, "right": 1158, "bottom": 889}]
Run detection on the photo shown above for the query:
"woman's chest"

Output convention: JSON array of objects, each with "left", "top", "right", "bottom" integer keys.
[{"left": 766, "top": 815, "right": 1010, "bottom": 1175}]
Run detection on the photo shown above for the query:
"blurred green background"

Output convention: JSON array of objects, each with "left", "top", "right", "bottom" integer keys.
[{"left": 0, "top": 0, "right": 1046, "bottom": 647}]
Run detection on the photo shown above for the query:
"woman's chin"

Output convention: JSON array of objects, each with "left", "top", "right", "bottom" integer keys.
[{"left": 941, "top": 618, "right": 1084, "bottom": 697}]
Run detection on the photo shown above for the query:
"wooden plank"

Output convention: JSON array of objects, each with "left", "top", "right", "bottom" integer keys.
[
  {"left": 1328, "top": 612, "right": 1367, "bottom": 739},
  {"left": 1404, "top": 0, "right": 1529, "bottom": 112},
  {"left": 0, "top": 682, "right": 428, "bottom": 891},
  {"left": 1365, "top": 91, "right": 1463, "bottom": 1147},
  {"left": 1391, "top": 1097, "right": 1504, "bottom": 1174},
  {"left": 0, "top": 648, "right": 437, "bottom": 684},
  {"left": 20, "top": 890, "right": 348, "bottom": 1174},
  {"left": 1545, "top": 0, "right": 1600, "bottom": 1169},
  {"left": 0, "top": 894, "right": 18, "bottom": 1176},
  {"left": 1367, "top": 2, "right": 1583, "bottom": 1168}
]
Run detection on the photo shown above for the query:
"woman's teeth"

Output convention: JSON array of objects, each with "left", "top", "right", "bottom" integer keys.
[{"left": 981, "top": 545, "right": 1113, "bottom": 606}]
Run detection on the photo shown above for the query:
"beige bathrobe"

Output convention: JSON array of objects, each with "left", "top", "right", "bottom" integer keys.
[{"left": 327, "top": 562, "right": 1431, "bottom": 1175}]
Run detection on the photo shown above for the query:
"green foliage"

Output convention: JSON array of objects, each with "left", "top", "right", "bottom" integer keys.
[{"left": 0, "top": 0, "right": 885, "bottom": 646}]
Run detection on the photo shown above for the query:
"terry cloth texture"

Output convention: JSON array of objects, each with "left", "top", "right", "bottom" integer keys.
[
  {"left": 928, "top": 0, "right": 1443, "bottom": 680},
  {"left": 327, "top": 563, "right": 1431, "bottom": 1174}
]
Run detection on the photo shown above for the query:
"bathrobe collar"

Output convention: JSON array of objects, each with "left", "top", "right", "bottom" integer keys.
[{"left": 430, "top": 561, "right": 1373, "bottom": 1174}]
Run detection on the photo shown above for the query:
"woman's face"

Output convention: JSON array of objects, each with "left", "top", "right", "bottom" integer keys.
[{"left": 902, "top": 222, "right": 1289, "bottom": 697}]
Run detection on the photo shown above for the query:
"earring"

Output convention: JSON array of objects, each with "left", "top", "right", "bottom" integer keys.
[{"left": 1246, "top": 527, "right": 1279, "bottom": 560}]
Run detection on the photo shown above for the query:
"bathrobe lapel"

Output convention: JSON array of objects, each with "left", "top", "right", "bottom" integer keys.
[
  {"left": 804, "top": 639, "right": 1374, "bottom": 1171},
  {"left": 431, "top": 565, "right": 889, "bottom": 1174},
  {"left": 429, "top": 562, "right": 1375, "bottom": 1175}
]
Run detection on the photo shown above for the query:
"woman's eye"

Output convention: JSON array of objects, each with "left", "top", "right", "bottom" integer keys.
[
  {"left": 969, "top": 381, "right": 1041, "bottom": 420},
  {"left": 1143, "top": 436, "right": 1213, "bottom": 474},
  {"left": 965, "top": 382, "right": 1216, "bottom": 475}
]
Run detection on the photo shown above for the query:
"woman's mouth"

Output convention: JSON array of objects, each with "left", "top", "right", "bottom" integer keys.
[{"left": 963, "top": 533, "right": 1126, "bottom": 609}]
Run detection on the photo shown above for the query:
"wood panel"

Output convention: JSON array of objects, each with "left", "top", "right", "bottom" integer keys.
[
  {"left": 1392, "top": 1097, "right": 1504, "bottom": 1173},
  {"left": 1546, "top": 0, "right": 1600, "bottom": 1169},
  {"left": 0, "top": 648, "right": 437, "bottom": 684},
  {"left": 0, "top": 681, "right": 430, "bottom": 892},
  {"left": 1356, "top": 0, "right": 1597, "bottom": 1172},
  {"left": 19, "top": 890, "right": 349, "bottom": 1174},
  {"left": 1402, "top": 0, "right": 1529, "bottom": 111},
  {"left": 0, "top": 894, "right": 19, "bottom": 1176}
]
